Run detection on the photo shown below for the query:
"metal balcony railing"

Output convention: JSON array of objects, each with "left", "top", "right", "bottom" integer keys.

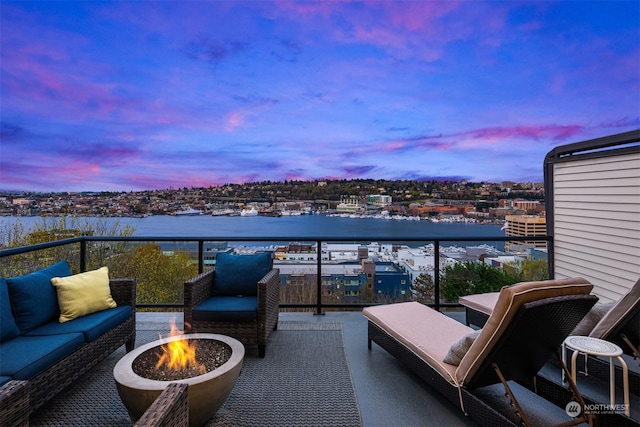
[{"left": 0, "top": 234, "right": 552, "bottom": 314}]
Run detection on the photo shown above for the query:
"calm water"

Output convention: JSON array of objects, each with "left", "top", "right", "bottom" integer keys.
[{"left": 1, "top": 215, "right": 505, "bottom": 248}]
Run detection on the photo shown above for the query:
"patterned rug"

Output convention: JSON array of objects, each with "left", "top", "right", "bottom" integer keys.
[{"left": 30, "top": 321, "right": 362, "bottom": 427}]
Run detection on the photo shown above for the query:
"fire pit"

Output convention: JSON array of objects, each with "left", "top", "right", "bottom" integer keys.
[{"left": 114, "top": 332, "right": 244, "bottom": 427}]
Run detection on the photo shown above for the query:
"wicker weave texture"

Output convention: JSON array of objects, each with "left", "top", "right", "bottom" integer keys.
[
  {"left": 134, "top": 383, "right": 189, "bottom": 427},
  {"left": 184, "top": 268, "right": 280, "bottom": 356},
  {"left": 0, "top": 380, "right": 29, "bottom": 427}
]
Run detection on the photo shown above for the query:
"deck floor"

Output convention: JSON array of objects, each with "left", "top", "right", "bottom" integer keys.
[
  {"left": 137, "top": 310, "right": 476, "bottom": 427},
  {"left": 137, "top": 310, "right": 640, "bottom": 427}
]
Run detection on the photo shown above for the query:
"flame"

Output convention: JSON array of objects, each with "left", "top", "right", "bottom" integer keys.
[{"left": 155, "top": 319, "right": 206, "bottom": 374}]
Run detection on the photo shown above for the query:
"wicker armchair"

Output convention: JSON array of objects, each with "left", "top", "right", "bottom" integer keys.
[
  {"left": 184, "top": 252, "right": 279, "bottom": 357},
  {"left": 134, "top": 383, "right": 188, "bottom": 427}
]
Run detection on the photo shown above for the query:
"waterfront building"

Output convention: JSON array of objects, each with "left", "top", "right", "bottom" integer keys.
[
  {"left": 336, "top": 196, "right": 363, "bottom": 213},
  {"left": 504, "top": 214, "right": 547, "bottom": 252},
  {"left": 367, "top": 194, "right": 392, "bottom": 207}
]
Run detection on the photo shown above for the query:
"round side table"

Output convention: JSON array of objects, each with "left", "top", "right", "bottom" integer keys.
[{"left": 562, "top": 335, "right": 630, "bottom": 416}]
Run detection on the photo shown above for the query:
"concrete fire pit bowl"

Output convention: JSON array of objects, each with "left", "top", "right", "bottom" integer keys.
[{"left": 114, "top": 333, "right": 244, "bottom": 427}]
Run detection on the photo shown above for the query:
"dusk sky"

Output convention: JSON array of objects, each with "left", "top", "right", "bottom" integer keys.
[{"left": 1, "top": 1, "right": 639, "bottom": 192}]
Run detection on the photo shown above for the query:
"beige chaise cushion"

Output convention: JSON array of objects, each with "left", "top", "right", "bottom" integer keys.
[
  {"left": 455, "top": 278, "right": 593, "bottom": 386},
  {"left": 590, "top": 278, "right": 640, "bottom": 340},
  {"left": 459, "top": 292, "right": 499, "bottom": 316},
  {"left": 363, "top": 301, "right": 473, "bottom": 385}
]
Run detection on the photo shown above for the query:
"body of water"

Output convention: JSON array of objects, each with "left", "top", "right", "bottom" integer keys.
[{"left": 1, "top": 214, "right": 506, "bottom": 249}]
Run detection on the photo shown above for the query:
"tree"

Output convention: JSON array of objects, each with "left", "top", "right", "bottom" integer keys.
[
  {"left": 505, "top": 258, "right": 548, "bottom": 281},
  {"left": 440, "top": 261, "right": 521, "bottom": 302},
  {"left": 119, "top": 243, "right": 198, "bottom": 305},
  {"left": 1, "top": 218, "right": 196, "bottom": 307},
  {"left": 412, "top": 273, "right": 435, "bottom": 304},
  {"left": 1, "top": 217, "right": 134, "bottom": 277}
]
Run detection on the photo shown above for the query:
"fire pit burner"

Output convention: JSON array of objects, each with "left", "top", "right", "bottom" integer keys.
[{"left": 132, "top": 339, "right": 232, "bottom": 381}]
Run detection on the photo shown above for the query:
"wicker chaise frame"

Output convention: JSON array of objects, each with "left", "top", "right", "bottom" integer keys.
[
  {"left": 134, "top": 383, "right": 189, "bottom": 427},
  {"left": 184, "top": 268, "right": 280, "bottom": 357},
  {"left": 22, "top": 278, "right": 136, "bottom": 416},
  {"left": 367, "top": 294, "right": 598, "bottom": 427}
]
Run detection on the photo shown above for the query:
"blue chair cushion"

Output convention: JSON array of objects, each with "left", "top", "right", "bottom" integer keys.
[
  {"left": 193, "top": 296, "right": 258, "bottom": 322},
  {"left": 6, "top": 261, "right": 72, "bottom": 334},
  {"left": 0, "top": 376, "right": 11, "bottom": 387},
  {"left": 214, "top": 252, "right": 271, "bottom": 296},
  {"left": 0, "top": 333, "right": 84, "bottom": 380},
  {"left": 26, "top": 306, "right": 132, "bottom": 342},
  {"left": 0, "top": 278, "right": 20, "bottom": 342}
]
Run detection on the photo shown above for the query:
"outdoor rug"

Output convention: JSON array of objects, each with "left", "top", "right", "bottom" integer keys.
[{"left": 30, "top": 321, "right": 362, "bottom": 427}]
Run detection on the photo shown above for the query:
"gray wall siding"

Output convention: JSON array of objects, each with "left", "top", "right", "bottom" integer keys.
[{"left": 553, "top": 151, "right": 640, "bottom": 302}]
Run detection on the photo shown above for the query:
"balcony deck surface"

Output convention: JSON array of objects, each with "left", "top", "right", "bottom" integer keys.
[
  {"left": 138, "top": 310, "right": 476, "bottom": 427},
  {"left": 138, "top": 310, "right": 640, "bottom": 426}
]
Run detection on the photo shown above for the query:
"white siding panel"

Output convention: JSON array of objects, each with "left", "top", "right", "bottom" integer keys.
[
  {"left": 554, "top": 218, "right": 640, "bottom": 241},
  {"left": 552, "top": 151, "right": 640, "bottom": 301},
  {"left": 554, "top": 156, "right": 640, "bottom": 176}
]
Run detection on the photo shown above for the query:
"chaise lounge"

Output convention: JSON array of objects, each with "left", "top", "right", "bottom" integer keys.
[
  {"left": 459, "top": 278, "right": 640, "bottom": 415},
  {"left": 364, "top": 278, "right": 597, "bottom": 426},
  {"left": 459, "top": 279, "right": 640, "bottom": 359}
]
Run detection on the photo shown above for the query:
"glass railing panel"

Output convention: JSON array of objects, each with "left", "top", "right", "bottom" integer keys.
[
  {"left": 0, "top": 241, "right": 81, "bottom": 277},
  {"left": 0, "top": 234, "right": 552, "bottom": 312}
]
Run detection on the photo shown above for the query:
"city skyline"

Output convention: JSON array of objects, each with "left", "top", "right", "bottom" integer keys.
[{"left": 1, "top": 1, "right": 639, "bottom": 192}]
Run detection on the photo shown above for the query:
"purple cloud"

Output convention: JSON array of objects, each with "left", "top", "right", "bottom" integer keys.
[{"left": 0, "top": 1, "right": 637, "bottom": 192}]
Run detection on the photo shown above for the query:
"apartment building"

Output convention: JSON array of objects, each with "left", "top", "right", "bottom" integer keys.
[{"left": 504, "top": 214, "right": 547, "bottom": 252}]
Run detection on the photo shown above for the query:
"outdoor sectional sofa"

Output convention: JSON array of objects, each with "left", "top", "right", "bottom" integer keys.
[
  {"left": 0, "top": 261, "right": 136, "bottom": 424},
  {"left": 364, "top": 278, "right": 598, "bottom": 426}
]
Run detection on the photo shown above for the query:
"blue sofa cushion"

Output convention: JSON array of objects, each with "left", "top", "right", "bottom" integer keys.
[
  {"left": 26, "top": 306, "right": 132, "bottom": 342},
  {"left": 193, "top": 296, "right": 258, "bottom": 322},
  {"left": 0, "top": 333, "right": 84, "bottom": 380},
  {"left": 0, "top": 376, "right": 11, "bottom": 387},
  {"left": 6, "top": 261, "right": 72, "bottom": 334},
  {"left": 214, "top": 252, "right": 271, "bottom": 296},
  {"left": 0, "top": 278, "right": 20, "bottom": 342}
]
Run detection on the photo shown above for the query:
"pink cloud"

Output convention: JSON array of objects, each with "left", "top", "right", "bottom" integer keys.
[
  {"left": 225, "top": 111, "right": 245, "bottom": 132},
  {"left": 459, "top": 125, "right": 585, "bottom": 143}
]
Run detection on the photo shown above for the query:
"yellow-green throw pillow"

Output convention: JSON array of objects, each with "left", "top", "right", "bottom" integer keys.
[{"left": 51, "top": 266, "right": 117, "bottom": 323}]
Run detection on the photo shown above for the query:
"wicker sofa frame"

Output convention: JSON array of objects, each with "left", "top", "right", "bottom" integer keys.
[
  {"left": 367, "top": 292, "right": 598, "bottom": 427},
  {"left": 15, "top": 278, "right": 136, "bottom": 418},
  {"left": 184, "top": 268, "right": 280, "bottom": 357},
  {"left": 0, "top": 380, "right": 29, "bottom": 427},
  {"left": 134, "top": 383, "right": 189, "bottom": 427}
]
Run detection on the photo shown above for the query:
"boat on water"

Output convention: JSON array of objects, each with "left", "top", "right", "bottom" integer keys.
[
  {"left": 174, "top": 208, "right": 203, "bottom": 216},
  {"left": 211, "top": 208, "right": 236, "bottom": 216},
  {"left": 240, "top": 207, "right": 258, "bottom": 217},
  {"left": 258, "top": 209, "right": 282, "bottom": 217}
]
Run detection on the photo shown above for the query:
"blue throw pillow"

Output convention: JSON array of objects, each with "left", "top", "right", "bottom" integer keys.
[
  {"left": 6, "top": 261, "right": 72, "bottom": 333},
  {"left": 214, "top": 252, "right": 272, "bottom": 296},
  {"left": 0, "top": 278, "right": 20, "bottom": 341}
]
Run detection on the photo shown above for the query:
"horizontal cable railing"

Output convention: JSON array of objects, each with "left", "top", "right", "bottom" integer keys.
[{"left": 0, "top": 234, "right": 552, "bottom": 314}]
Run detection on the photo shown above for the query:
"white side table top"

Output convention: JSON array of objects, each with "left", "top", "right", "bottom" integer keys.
[{"left": 564, "top": 335, "right": 622, "bottom": 357}]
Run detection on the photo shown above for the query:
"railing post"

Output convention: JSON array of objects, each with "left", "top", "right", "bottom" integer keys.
[
  {"left": 198, "top": 240, "right": 204, "bottom": 274},
  {"left": 315, "top": 239, "right": 324, "bottom": 315},
  {"left": 80, "top": 238, "right": 87, "bottom": 272},
  {"left": 434, "top": 240, "right": 440, "bottom": 312}
]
